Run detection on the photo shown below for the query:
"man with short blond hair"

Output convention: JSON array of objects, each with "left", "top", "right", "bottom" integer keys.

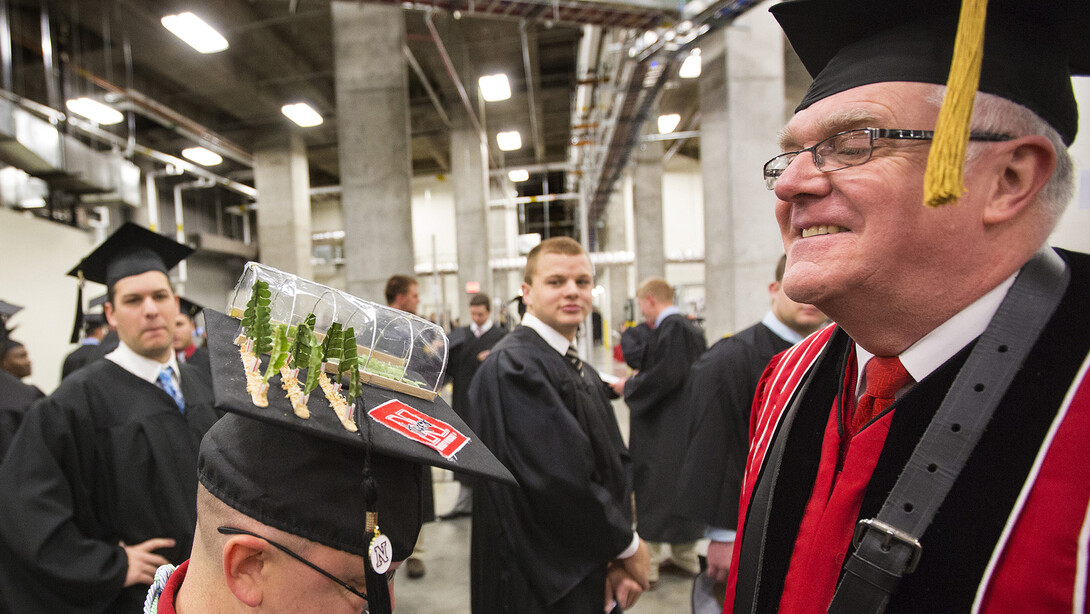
[
  {"left": 613, "top": 276, "right": 706, "bottom": 585},
  {"left": 468, "top": 236, "right": 650, "bottom": 613}
]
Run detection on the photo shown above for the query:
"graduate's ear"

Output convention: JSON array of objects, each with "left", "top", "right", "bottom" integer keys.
[
  {"left": 104, "top": 301, "right": 117, "bottom": 328},
  {"left": 768, "top": 281, "right": 781, "bottom": 302},
  {"left": 222, "top": 535, "right": 267, "bottom": 607},
  {"left": 520, "top": 282, "right": 533, "bottom": 310}
]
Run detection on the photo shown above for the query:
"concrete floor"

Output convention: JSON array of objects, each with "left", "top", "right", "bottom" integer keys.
[{"left": 393, "top": 345, "right": 701, "bottom": 613}]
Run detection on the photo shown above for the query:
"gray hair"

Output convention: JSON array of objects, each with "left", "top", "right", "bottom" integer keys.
[{"left": 926, "top": 86, "right": 1075, "bottom": 229}]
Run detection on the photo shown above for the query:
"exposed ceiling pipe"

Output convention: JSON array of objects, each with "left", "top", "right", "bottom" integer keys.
[
  {"left": 518, "top": 20, "right": 544, "bottom": 162},
  {"left": 403, "top": 44, "right": 452, "bottom": 129},
  {"left": 72, "top": 65, "right": 253, "bottom": 167},
  {"left": 423, "top": 10, "right": 499, "bottom": 167}
]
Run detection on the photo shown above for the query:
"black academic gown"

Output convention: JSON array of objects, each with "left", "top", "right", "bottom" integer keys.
[
  {"left": 0, "top": 359, "right": 219, "bottom": 614},
  {"left": 447, "top": 324, "right": 506, "bottom": 485},
  {"left": 622, "top": 313, "right": 706, "bottom": 543},
  {"left": 674, "top": 322, "right": 793, "bottom": 531},
  {"left": 61, "top": 343, "right": 100, "bottom": 380},
  {"left": 0, "top": 368, "right": 44, "bottom": 459},
  {"left": 729, "top": 248, "right": 1090, "bottom": 612},
  {"left": 468, "top": 325, "right": 635, "bottom": 613},
  {"left": 182, "top": 345, "right": 213, "bottom": 390}
]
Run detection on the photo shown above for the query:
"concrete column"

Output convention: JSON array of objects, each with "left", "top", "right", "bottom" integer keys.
[
  {"left": 332, "top": 2, "right": 414, "bottom": 301},
  {"left": 253, "top": 129, "right": 313, "bottom": 278},
  {"left": 605, "top": 187, "right": 630, "bottom": 334},
  {"left": 633, "top": 112, "right": 666, "bottom": 282},
  {"left": 699, "top": 2, "right": 785, "bottom": 341},
  {"left": 451, "top": 109, "right": 491, "bottom": 302}
]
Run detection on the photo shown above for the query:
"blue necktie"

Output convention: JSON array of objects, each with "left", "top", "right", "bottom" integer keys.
[{"left": 157, "top": 367, "right": 186, "bottom": 413}]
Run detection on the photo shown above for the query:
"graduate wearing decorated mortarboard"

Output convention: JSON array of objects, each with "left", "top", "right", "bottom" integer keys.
[
  {"left": 142, "top": 306, "right": 514, "bottom": 613},
  {"left": 0, "top": 301, "right": 43, "bottom": 458},
  {"left": 0, "top": 223, "right": 219, "bottom": 614},
  {"left": 725, "top": 1, "right": 1090, "bottom": 613}
]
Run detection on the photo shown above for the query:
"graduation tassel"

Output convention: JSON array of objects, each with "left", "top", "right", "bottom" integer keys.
[
  {"left": 357, "top": 398, "right": 393, "bottom": 614},
  {"left": 71, "top": 271, "right": 85, "bottom": 344},
  {"left": 923, "top": 0, "right": 989, "bottom": 207}
]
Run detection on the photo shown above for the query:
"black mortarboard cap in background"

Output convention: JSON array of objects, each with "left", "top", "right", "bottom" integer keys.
[
  {"left": 771, "top": 0, "right": 1090, "bottom": 145},
  {"left": 177, "top": 297, "right": 203, "bottom": 320},
  {"left": 199, "top": 308, "right": 514, "bottom": 609},
  {"left": 0, "top": 300, "right": 21, "bottom": 345},
  {"left": 65, "top": 223, "right": 193, "bottom": 342}
]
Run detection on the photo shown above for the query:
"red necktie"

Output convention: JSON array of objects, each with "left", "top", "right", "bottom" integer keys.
[{"left": 851, "top": 356, "right": 912, "bottom": 435}]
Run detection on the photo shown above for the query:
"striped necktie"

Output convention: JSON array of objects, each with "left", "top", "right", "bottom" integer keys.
[
  {"left": 157, "top": 366, "right": 186, "bottom": 413},
  {"left": 565, "top": 345, "right": 584, "bottom": 376}
]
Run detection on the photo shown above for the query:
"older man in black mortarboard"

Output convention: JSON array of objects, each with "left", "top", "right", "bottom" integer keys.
[
  {"left": 0, "top": 223, "right": 219, "bottom": 614},
  {"left": 724, "top": 1, "right": 1090, "bottom": 613}
]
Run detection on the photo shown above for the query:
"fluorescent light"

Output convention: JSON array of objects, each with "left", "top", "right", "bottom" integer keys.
[
  {"left": 496, "top": 130, "right": 522, "bottom": 151},
  {"left": 479, "top": 74, "right": 511, "bottom": 102},
  {"left": 161, "top": 12, "right": 229, "bottom": 54},
  {"left": 65, "top": 98, "right": 123, "bottom": 125},
  {"left": 679, "top": 50, "right": 701, "bottom": 79},
  {"left": 658, "top": 113, "right": 681, "bottom": 134},
  {"left": 281, "top": 103, "right": 323, "bottom": 127},
  {"left": 182, "top": 147, "right": 223, "bottom": 166},
  {"left": 508, "top": 169, "right": 529, "bottom": 182}
]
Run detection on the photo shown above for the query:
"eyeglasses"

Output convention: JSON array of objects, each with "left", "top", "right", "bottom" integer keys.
[
  {"left": 218, "top": 526, "right": 396, "bottom": 610},
  {"left": 762, "top": 128, "right": 1012, "bottom": 190}
]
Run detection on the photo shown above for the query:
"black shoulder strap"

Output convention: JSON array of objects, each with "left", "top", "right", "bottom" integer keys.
[{"left": 828, "top": 248, "right": 1070, "bottom": 614}]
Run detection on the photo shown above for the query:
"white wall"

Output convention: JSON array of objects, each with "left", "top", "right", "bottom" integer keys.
[
  {"left": 0, "top": 210, "right": 96, "bottom": 393},
  {"left": 1050, "top": 76, "right": 1090, "bottom": 253}
]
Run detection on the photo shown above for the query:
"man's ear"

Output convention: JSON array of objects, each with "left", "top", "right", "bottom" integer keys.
[
  {"left": 104, "top": 302, "right": 117, "bottom": 328},
  {"left": 981, "top": 135, "right": 1056, "bottom": 226},
  {"left": 768, "top": 281, "right": 781, "bottom": 301},
  {"left": 520, "top": 283, "right": 532, "bottom": 310},
  {"left": 222, "top": 536, "right": 267, "bottom": 607}
]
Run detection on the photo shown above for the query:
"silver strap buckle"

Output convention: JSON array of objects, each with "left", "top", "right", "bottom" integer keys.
[{"left": 852, "top": 518, "right": 923, "bottom": 574}]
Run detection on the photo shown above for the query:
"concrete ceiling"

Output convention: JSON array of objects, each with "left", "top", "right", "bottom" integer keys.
[{"left": 6, "top": 0, "right": 701, "bottom": 194}]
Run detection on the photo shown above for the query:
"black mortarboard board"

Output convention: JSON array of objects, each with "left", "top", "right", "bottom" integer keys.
[
  {"left": 0, "top": 300, "right": 21, "bottom": 319},
  {"left": 771, "top": 0, "right": 1090, "bottom": 145},
  {"left": 200, "top": 308, "right": 514, "bottom": 609},
  {"left": 65, "top": 223, "right": 193, "bottom": 342},
  {"left": 178, "top": 297, "right": 203, "bottom": 320}
]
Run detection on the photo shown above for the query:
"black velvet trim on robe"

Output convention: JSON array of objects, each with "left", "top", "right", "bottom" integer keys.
[{"left": 741, "top": 248, "right": 1090, "bottom": 613}]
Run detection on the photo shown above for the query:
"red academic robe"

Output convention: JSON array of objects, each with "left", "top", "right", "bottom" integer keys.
[{"left": 725, "top": 248, "right": 1090, "bottom": 613}]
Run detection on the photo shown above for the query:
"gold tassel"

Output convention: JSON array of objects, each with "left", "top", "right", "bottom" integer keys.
[{"left": 923, "top": 0, "right": 989, "bottom": 207}]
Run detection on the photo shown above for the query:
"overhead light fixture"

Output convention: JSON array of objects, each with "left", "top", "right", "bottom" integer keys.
[
  {"left": 658, "top": 113, "right": 681, "bottom": 134},
  {"left": 508, "top": 169, "right": 529, "bottom": 182},
  {"left": 161, "top": 12, "right": 229, "bottom": 54},
  {"left": 182, "top": 146, "right": 223, "bottom": 166},
  {"left": 281, "top": 102, "right": 324, "bottom": 127},
  {"left": 679, "top": 50, "right": 702, "bottom": 79},
  {"left": 496, "top": 130, "right": 522, "bottom": 151},
  {"left": 479, "top": 74, "right": 512, "bottom": 102},
  {"left": 65, "top": 98, "right": 124, "bottom": 125}
]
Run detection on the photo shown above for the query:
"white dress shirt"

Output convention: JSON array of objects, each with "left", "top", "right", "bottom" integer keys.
[{"left": 107, "top": 341, "right": 183, "bottom": 388}]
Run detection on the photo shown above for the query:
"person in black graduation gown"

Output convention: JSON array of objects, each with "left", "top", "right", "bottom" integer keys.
[
  {"left": 467, "top": 237, "right": 650, "bottom": 614},
  {"left": 440, "top": 292, "right": 506, "bottom": 519},
  {"left": 610, "top": 278, "right": 706, "bottom": 582},
  {"left": 62, "top": 313, "right": 111, "bottom": 380},
  {"left": 673, "top": 256, "right": 825, "bottom": 607},
  {"left": 0, "top": 223, "right": 219, "bottom": 614},
  {"left": 0, "top": 312, "right": 44, "bottom": 458},
  {"left": 172, "top": 298, "right": 211, "bottom": 389}
]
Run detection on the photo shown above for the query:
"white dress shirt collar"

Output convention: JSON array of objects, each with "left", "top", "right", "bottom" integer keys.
[
  {"left": 762, "top": 311, "right": 805, "bottom": 345},
  {"left": 107, "top": 341, "right": 182, "bottom": 386},
  {"left": 521, "top": 312, "right": 575, "bottom": 357},
  {"left": 854, "top": 273, "right": 1016, "bottom": 396},
  {"left": 654, "top": 305, "right": 681, "bottom": 329},
  {"left": 471, "top": 319, "right": 494, "bottom": 337}
]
